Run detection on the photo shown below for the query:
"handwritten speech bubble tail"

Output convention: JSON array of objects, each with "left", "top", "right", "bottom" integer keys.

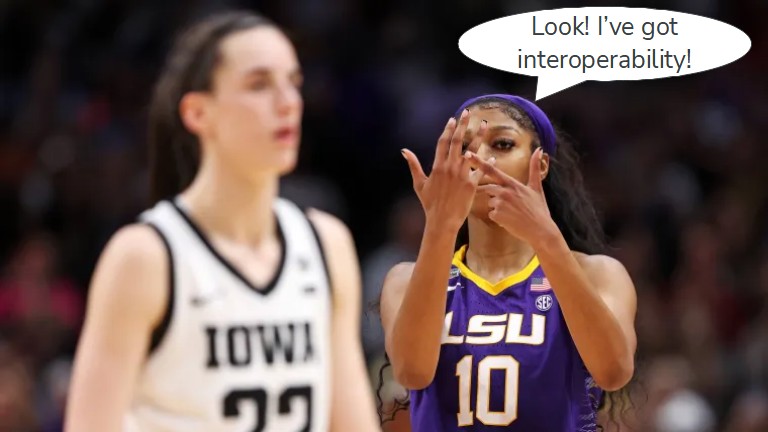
[{"left": 536, "top": 75, "right": 585, "bottom": 101}]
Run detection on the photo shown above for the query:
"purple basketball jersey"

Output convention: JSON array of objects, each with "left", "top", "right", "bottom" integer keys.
[{"left": 409, "top": 245, "right": 603, "bottom": 431}]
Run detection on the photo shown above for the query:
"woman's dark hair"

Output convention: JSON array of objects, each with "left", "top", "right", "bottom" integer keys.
[
  {"left": 148, "top": 11, "right": 275, "bottom": 204},
  {"left": 376, "top": 97, "right": 636, "bottom": 429}
]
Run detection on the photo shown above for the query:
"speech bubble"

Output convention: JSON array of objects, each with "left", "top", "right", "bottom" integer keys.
[{"left": 458, "top": 7, "right": 751, "bottom": 100}]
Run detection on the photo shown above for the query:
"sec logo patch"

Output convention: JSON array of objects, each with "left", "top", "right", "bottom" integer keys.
[{"left": 535, "top": 294, "right": 553, "bottom": 312}]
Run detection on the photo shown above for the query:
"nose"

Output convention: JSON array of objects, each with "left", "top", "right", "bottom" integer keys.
[
  {"left": 275, "top": 82, "right": 302, "bottom": 117},
  {"left": 474, "top": 141, "right": 492, "bottom": 161}
]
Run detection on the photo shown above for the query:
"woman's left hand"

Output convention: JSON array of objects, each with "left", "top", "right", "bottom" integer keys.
[{"left": 465, "top": 148, "right": 558, "bottom": 244}]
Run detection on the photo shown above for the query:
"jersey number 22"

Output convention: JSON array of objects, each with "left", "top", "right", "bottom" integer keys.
[{"left": 223, "top": 385, "right": 312, "bottom": 432}]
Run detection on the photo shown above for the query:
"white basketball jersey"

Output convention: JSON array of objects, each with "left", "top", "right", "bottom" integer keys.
[{"left": 125, "top": 197, "right": 332, "bottom": 432}]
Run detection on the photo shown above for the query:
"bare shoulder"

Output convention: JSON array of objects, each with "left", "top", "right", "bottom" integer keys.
[
  {"left": 304, "top": 208, "right": 356, "bottom": 274},
  {"left": 90, "top": 223, "right": 169, "bottom": 322},
  {"left": 384, "top": 262, "right": 415, "bottom": 287},
  {"left": 305, "top": 208, "right": 353, "bottom": 245},
  {"left": 571, "top": 251, "right": 635, "bottom": 296},
  {"left": 98, "top": 224, "right": 169, "bottom": 283},
  {"left": 380, "top": 261, "right": 415, "bottom": 305},
  {"left": 571, "top": 252, "right": 628, "bottom": 276},
  {"left": 305, "top": 208, "right": 359, "bottom": 311},
  {"left": 104, "top": 223, "right": 167, "bottom": 261}
]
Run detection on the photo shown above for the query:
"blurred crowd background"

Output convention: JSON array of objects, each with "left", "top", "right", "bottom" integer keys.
[{"left": 1, "top": 0, "right": 767, "bottom": 431}]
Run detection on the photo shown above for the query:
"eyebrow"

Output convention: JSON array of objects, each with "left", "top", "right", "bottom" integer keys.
[{"left": 243, "top": 67, "right": 303, "bottom": 78}]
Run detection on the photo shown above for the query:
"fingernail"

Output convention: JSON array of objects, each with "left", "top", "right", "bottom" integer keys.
[
  {"left": 462, "top": 109, "right": 469, "bottom": 118},
  {"left": 489, "top": 157, "right": 496, "bottom": 164},
  {"left": 482, "top": 120, "right": 488, "bottom": 126},
  {"left": 400, "top": 149, "right": 406, "bottom": 158}
]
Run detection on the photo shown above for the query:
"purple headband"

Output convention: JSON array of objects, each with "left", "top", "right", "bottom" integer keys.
[{"left": 453, "top": 94, "right": 556, "bottom": 155}]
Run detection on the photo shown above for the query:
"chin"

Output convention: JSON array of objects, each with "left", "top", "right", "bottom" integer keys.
[
  {"left": 276, "top": 151, "right": 299, "bottom": 175},
  {"left": 471, "top": 192, "right": 489, "bottom": 210}
]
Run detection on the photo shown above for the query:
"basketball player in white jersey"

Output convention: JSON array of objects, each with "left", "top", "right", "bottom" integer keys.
[{"left": 65, "top": 11, "right": 380, "bottom": 432}]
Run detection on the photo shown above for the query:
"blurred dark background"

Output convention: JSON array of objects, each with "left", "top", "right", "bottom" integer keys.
[{"left": 1, "top": 0, "right": 767, "bottom": 431}]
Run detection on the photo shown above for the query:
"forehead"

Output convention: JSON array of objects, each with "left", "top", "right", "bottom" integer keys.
[
  {"left": 466, "top": 106, "right": 533, "bottom": 137},
  {"left": 467, "top": 106, "right": 517, "bottom": 125},
  {"left": 216, "top": 26, "right": 298, "bottom": 74}
]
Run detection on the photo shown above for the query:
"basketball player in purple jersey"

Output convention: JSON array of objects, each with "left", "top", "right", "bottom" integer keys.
[{"left": 379, "top": 94, "right": 637, "bottom": 431}]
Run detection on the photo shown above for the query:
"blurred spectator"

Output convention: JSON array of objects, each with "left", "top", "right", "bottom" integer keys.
[
  {"left": 0, "top": 231, "right": 83, "bottom": 368},
  {"left": 722, "top": 390, "right": 768, "bottom": 432},
  {"left": 655, "top": 389, "right": 717, "bottom": 432},
  {"left": 362, "top": 195, "right": 423, "bottom": 432},
  {"left": 361, "top": 194, "right": 424, "bottom": 362},
  {"left": 644, "top": 356, "right": 716, "bottom": 432},
  {"left": 0, "top": 344, "right": 39, "bottom": 432},
  {"left": 37, "top": 358, "right": 72, "bottom": 432},
  {"left": 742, "top": 248, "right": 768, "bottom": 391}
]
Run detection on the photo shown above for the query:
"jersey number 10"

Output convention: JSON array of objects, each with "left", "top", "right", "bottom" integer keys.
[{"left": 456, "top": 355, "right": 520, "bottom": 427}]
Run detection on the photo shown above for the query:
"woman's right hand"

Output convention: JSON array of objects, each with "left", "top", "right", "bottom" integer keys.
[{"left": 402, "top": 109, "right": 489, "bottom": 233}]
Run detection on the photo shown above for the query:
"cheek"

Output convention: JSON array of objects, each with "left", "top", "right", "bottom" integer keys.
[
  {"left": 495, "top": 154, "right": 529, "bottom": 183},
  {"left": 207, "top": 94, "right": 300, "bottom": 175},
  {"left": 215, "top": 96, "right": 272, "bottom": 138}
]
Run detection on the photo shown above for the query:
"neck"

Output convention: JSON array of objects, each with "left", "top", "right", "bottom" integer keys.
[
  {"left": 180, "top": 155, "right": 278, "bottom": 246},
  {"left": 464, "top": 216, "right": 535, "bottom": 277}
]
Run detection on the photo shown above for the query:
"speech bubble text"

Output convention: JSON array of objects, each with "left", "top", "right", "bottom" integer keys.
[{"left": 458, "top": 8, "right": 751, "bottom": 100}]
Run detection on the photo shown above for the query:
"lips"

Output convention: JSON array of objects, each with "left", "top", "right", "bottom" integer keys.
[
  {"left": 275, "top": 127, "right": 296, "bottom": 140},
  {"left": 274, "top": 127, "right": 298, "bottom": 147}
]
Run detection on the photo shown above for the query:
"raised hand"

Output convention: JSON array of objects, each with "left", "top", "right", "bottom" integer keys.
[
  {"left": 402, "top": 110, "right": 488, "bottom": 233},
  {"left": 464, "top": 148, "right": 557, "bottom": 244}
]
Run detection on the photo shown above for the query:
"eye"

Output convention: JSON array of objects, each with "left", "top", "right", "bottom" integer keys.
[
  {"left": 248, "top": 79, "right": 270, "bottom": 91},
  {"left": 492, "top": 139, "right": 515, "bottom": 150}
]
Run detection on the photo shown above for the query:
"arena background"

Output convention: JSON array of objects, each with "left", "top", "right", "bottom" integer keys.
[{"left": 0, "top": 0, "right": 766, "bottom": 431}]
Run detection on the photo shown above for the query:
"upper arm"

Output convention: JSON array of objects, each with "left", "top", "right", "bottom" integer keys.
[
  {"left": 306, "top": 209, "right": 361, "bottom": 325},
  {"left": 306, "top": 209, "right": 380, "bottom": 431},
  {"left": 65, "top": 224, "right": 169, "bottom": 432},
  {"left": 578, "top": 254, "right": 638, "bottom": 352},
  {"left": 379, "top": 262, "right": 414, "bottom": 354}
]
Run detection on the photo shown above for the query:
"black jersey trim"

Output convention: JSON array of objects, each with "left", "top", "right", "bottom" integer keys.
[
  {"left": 169, "top": 201, "right": 287, "bottom": 296},
  {"left": 145, "top": 223, "right": 175, "bottom": 354},
  {"left": 304, "top": 210, "right": 332, "bottom": 297}
]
